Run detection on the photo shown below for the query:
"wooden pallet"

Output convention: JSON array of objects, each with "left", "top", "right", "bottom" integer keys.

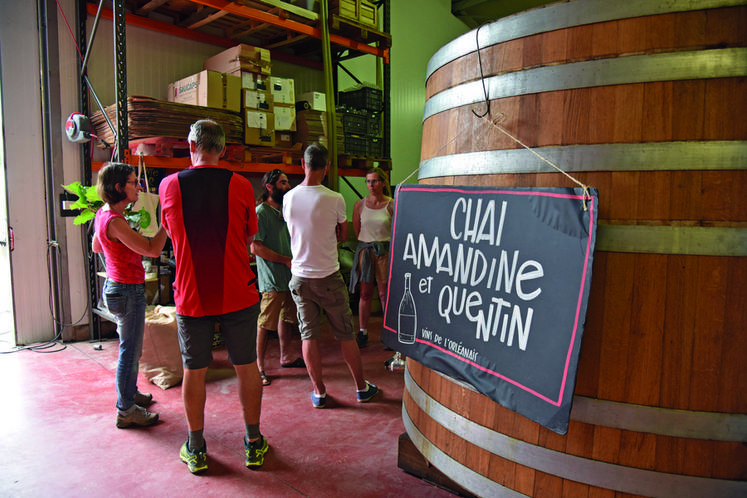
[
  {"left": 129, "top": 137, "right": 189, "bottom": 158},
  {"left": 244, "top": 146, "right": 304, "bottom": 166},
  {"left": 337, "top": 154, "right": 391, "bottom": 170},
  {"left": 129, "top": 137, "right": 266, "bottom": 163}
]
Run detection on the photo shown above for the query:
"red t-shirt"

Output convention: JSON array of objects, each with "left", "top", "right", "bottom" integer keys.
[
  {"left": 94, "top": 207, "right": 145, "bottom": 284},
  {"left": 159, "top": 165, "right": 259, "bottom": 317}
]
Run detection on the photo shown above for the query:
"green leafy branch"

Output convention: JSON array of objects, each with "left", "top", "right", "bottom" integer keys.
[{"left": 61, "top": 181, "right": 150, "bottom": 229}]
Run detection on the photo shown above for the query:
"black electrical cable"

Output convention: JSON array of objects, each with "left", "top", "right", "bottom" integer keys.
[{"left": 472, "top": 22, "right": 492, "bottom": 119}]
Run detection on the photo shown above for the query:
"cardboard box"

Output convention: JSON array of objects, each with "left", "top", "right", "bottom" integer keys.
[
  {"left": 296, "top": 110, "right": 343, "bottom": 150},
  {"left": 274, "top": 104, "right": 297, "bottom": 131},
  {"left": 204, "top": 44, "right": 272, "bottom": 76},
  {"left": 270, "top": 77, "right": 295, "bottom": 105},
  {"left": 275, "top": 131, "right": 294, "bottom": 148},
  {"left": 243, "top": 89, "right": 273, "bottom": 112},
  {"left": 245, "top": 110, "right": 275, "bottom": 146},
  {"left": 297, "top": 91, "right": 326, "bottom": 111},
  {"left": 167, "top": 70, "right": 241, "bottom": 112},
  {"left": 241, "top": 71, "right": 269, "bottom": 91}
]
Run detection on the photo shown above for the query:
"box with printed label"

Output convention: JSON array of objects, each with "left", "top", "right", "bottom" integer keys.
[
  {"left": 241, "top": 71, "right": 269, "bottom": 91},
  {"left": 167, "top": 70, "right": 241, "bottom": 112},
  {"left": 270, "top": 77, "right": 295, "bottom": 105},
  {"left": 275, "top": 131, "right": 294, "bottom": 148},
  {"left": 204, "top": 44, "right": 271, "bottom": 76},
  {"left": 297, "top": 91, "right": 326, "bottom": 111},
  {"left": 243, "top": 89, "right": 274, "bottom": 112},
  {"left": 245, "top": 110, "right": 275, "bottom": 146},
  {"left": 274, "top": 104, "right": 296, "bottom": 131}
]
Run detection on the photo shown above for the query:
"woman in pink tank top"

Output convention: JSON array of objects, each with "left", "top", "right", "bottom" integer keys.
[{"left": 92, "top": 162, "right": 168, "bottom": 429}]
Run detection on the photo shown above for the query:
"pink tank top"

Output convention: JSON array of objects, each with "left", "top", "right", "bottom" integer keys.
[{"left": 94, "top": 207, "right": 145, "bottom": 284}]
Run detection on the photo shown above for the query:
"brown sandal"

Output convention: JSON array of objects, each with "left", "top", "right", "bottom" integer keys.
[{"left": 260, "top": 371, "right": 271, "bottom": 386}]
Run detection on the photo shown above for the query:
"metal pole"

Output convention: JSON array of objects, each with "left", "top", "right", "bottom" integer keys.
[
  {"left": 113, "top": 0, "right": 128, "bottom": 162},
  {"left": 78, "top": 0, "right": 99, "bottom": 341},
  {"left": 383, "top": 0, "right": 391, "bottom": 160},
  {"left": 320, "top": 0, "right": 338, "bottom": 191},
  {"left": 38, "top": 0, "right": 72, "bottom": 340}
]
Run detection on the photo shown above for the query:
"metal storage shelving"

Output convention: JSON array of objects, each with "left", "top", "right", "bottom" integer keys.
[
  {"left": 79, "top": 0, "right": 391, "bottom": 337},
  {"left": 82, "top": 0, "right": 391, "bottom": 179}
]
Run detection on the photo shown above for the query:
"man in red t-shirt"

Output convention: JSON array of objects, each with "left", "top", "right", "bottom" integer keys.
[{"left": 160, "top": 119, "right": 268, "bottom": 474}]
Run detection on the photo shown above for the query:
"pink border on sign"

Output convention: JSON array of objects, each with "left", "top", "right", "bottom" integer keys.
[{"left": 382, "top": 186, "right": 596, "bottom": 407}]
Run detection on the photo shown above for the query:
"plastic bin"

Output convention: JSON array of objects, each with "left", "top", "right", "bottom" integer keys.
[
  {"left": 339, "top": 87, "right": 382, "bottom": 112},
  {"left": 343, "top": 134, "right": 367, "bottom": 156},
  {"left": 339, "top": 107, "right": 368, "bottom": 135}
]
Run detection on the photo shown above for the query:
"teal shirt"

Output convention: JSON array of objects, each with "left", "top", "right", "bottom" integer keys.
[{"left": 254, "top": 202, "right": 293, "bottom": 293}]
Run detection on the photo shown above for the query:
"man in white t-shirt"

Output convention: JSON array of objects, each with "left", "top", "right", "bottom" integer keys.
[{"left": 283, "top": 143, "right": 379, "bottom": 408}]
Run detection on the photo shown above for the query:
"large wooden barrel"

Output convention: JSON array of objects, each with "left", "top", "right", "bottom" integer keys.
[{"left": 407, "top": 0, "right": 747, "bottom": 496}]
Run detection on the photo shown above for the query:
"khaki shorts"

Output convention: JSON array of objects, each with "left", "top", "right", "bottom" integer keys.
[
  {"left": 357, "top": 248, "right": 389, "bottom": 285},
  {"left": 289, "top": 272, "right": 355, "bottom": 341},
  {"left": 258, "top": 290, "right": 298, "bottom": 329}
]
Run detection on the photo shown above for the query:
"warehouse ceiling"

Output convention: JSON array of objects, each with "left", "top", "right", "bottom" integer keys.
[
  {"left": 451, "top": 0, "right": 554, "bottom": 28},
  {"left": 99, "top": 1, "right": 390, "bottom": 66},
  {"left": 94, "top": 1, "right": 556, "bottom": 59}
]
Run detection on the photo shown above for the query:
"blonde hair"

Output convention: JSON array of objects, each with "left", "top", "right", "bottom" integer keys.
[{"left": 367, "top": 167, "right": 391, "bottom": 197}]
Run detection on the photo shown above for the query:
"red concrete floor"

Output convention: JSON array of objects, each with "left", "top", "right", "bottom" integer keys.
[{"left": 0, "top": 315, "right": 456, "bottom": 497}]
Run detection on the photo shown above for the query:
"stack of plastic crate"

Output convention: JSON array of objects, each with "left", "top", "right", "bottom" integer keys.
[{"left": 338, "top": 86, "right": 382, "bottom": 158}]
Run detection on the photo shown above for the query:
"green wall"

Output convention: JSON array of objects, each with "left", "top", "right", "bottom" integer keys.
[{"left": 338, "top": 1, "right": 470, "bottom": 219}]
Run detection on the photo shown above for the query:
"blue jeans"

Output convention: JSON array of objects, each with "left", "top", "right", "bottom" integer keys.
[{"left": 103, "top": 279, "right": 146, "bottom": 412}]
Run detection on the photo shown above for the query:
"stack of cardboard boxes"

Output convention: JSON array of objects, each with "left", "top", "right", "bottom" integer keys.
[
  {"left": 295, "top": 91, "right": 344, "bottom": 152},
  {"left": 168, "top": 44, "right": 297, "bottom": 149},
  {"left": 269, "top": 77, "right": 296, "bottom": 148}
]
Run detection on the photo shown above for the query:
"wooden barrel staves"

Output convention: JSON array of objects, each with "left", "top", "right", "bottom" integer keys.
[{"left": 407, "top": 0, "right": 747, "bottom": 496}]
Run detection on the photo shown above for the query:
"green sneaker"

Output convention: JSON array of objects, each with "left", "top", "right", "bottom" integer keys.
[
  {"left": 245, "top": 435, "right": 269, "bottom": 469},
  {"left": 180, "top": 441, "right": 208, "bottom": 474}
]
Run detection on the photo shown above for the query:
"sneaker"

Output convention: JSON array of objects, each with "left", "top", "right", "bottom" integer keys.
[
  {"left": 356, "top": 331, "right": 368, "bottom": 348},
  {"left": 245, "top": 435, "right": 269, "bottom": 468},
  {"left": 356, "top": 381, "right": 380, "bottom": 403},
  {"left": 134, "top": 391, "right": 153, "bottom": 406},
  {"left": 115, "top": 405, "right": 159, "bottom": 428},
  {"left": 180, "top": 441, "right": 208, "bottom": 474},
  {"left": 310, "top": 391, "right": 326, "bottom": 409}
]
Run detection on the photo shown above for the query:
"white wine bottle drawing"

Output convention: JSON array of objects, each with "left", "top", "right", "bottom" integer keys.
[{"left": 398, "top": 272, "right": 417, "bottom": 344}]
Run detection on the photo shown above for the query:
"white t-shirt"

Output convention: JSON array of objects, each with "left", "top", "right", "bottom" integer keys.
[{"left": 283, "top": 184, "right": 346, "bottom": 278}]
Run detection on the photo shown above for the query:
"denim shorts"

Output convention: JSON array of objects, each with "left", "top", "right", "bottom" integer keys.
[{"left": 176, "top": 302, "right": 260, "bottom": 370}]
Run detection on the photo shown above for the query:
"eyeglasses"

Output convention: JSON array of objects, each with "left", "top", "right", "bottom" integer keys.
[
  {"left": 126, "top": 179, "right": 144, "bottom": 188},
  {"left": 366, "top": 179, "right": 382, "bottom": 185},
  {"left": 265, "top": 169, "right": 283, "bottom": 186}
]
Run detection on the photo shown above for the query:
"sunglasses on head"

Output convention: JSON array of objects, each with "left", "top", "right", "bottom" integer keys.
[{"left": 265, "top": 168, "right": 283, "bottom": 186}]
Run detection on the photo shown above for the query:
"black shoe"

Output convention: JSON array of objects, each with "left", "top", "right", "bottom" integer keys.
[
  {"left": 356, "top": 332, "right": 368, "bottom": 348},
  {"left": 357, "top": 381, "right": 380, "bottom": 403}
]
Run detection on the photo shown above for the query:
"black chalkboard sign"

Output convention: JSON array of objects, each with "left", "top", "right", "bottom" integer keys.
[{"left": 382, "top": 184, "right": 598, "bottom": 434}]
